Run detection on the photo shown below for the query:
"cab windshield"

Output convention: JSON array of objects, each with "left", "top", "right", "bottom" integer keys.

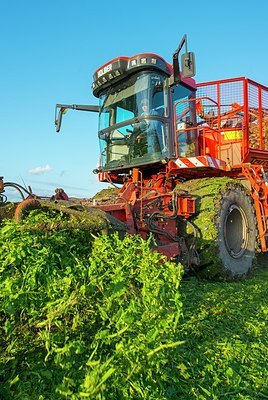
[{"left": 98, "top": 71, "right": 168, "bottom": 170}]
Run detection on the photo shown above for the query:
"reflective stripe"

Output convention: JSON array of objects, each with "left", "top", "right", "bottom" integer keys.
[
  {"left": 175, "top": 159, "right": 188, "bottom": 168},
  {"left": 174, "top": 155, "right": 224, "bottom": 169},
  {"left": 187, "top": 157, "right": 204, "bottom": 167}
]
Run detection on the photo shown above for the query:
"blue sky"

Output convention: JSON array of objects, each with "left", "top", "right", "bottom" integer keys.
[{"left": 1, "top": 0, "right": 268, "bottom": 201}]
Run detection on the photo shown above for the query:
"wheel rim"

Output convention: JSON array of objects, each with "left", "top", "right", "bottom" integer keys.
[{"left": 224, "top": 205, "right": 249, "bottom": 258}]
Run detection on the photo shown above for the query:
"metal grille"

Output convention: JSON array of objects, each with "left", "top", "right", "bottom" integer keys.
[
  {"left": 248, "top": 83, "right": 260, "bottom": 149},
  {"left": 182, "top": 77, "right": 268, "bottom": 162},
  {"left": 262, "top": 88, "right": 268, "bottom": 150},
  {"left": 197, "top": 80, "right": 244, "bottom": 127},
  {"left": 197, "top": 79, "right": 268, "bottom": 153},
  {"left": 196, "top": 83, "right": 218, "bottom": 125},
  {"left": 247, "top": 82, "right": 268, "bottom": 150}
]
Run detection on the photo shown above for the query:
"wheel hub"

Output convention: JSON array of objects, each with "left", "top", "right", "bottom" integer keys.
[{"left": 224, "top": 205, "right": 249, "bottom": 258}]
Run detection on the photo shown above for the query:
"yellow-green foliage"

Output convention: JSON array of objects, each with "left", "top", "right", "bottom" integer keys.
[
  {"left": 0, "top": 211, "right": 183, "bottom": 399},
  {"left": 92, "top": 187, "right": 120, "bottom": 199},
  {"left": 0, "top": 203, "right": 16, "bottom": 221},
  {"left": 0, "top": 208, "right": 267, "bottom": 399}
]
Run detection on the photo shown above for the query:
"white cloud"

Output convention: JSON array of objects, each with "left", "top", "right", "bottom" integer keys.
[{"left": 28, "top": 164, "right": 53, "bottom": 175}]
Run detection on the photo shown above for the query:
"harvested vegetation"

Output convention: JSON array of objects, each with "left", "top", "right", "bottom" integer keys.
[
  {"left": 0, "top": 210, "right": 183, "bottom": 399},
  {"left": 249, "top": 116, "right": 268, "bottom": 149},
  {"left": 13, "top": 198, "right": 126, "bottom": 235},
  {"left": 92, "top": 187, "right": 120, "bottom": 200},
  {"left": 0, "top": 208, "right": 267, "bottom": 399}
]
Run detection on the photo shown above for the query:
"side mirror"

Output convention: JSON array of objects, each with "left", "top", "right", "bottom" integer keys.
[
  {"left": 172, "top": 35, "right": 196, "bottom": 84},
  {"left": 54, "top": 103, "right": 99, "bottom": 133},
  {"left": 181, "top": 52, "right": 196, "bottom": 78},
  {"left": 55, "top": 106, "right": 66, "bottom": 133}
]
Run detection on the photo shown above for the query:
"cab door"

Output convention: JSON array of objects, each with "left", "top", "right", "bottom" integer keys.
[{"left": 171, "top": 84, "right": 198, "bottom": 158}]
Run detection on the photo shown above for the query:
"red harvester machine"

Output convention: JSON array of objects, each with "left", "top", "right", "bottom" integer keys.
[{"left": 55, "top": 34, "right": 268, "bottom": 278}]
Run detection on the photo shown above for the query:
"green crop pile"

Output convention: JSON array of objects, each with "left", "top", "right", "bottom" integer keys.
[
  {"left": 0, "top": 208, "right": 268, "bottom": 399},
  {"left": 0, "top": 209, "right": 183, "bottom": 399}
]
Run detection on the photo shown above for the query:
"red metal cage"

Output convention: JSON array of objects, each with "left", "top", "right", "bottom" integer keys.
[{"left": 196, "top": 77, "right": 268, "bottom": 168}]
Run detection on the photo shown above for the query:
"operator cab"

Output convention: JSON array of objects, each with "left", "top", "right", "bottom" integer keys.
[
  {"left": 93, "top": 55, "right": 171, "bottom": 172},
  {"left": 97, "top": 70, "right": 169, "bottom": 170},
  {"left": 92, "top": 47, "right": 197, "bottom": 173}
]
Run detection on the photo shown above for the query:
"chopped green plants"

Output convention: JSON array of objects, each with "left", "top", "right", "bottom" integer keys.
[
  {"left": 0, "top": 208, "right": 267, "bottom": 399},
  {"left": 0, "top": 210, "right": 183, "bottom": 399}
]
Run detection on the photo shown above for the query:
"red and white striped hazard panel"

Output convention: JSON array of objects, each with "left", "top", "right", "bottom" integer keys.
[
  {"left": 98, "top": 171, "right": 108, "bottom": 181},
  {"left": 174, "top": 156, "right": 226, "bottom": 169}
]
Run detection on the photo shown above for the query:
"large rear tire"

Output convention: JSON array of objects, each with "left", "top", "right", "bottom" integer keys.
[
  {"left": 175, "top": 177, "right": 257, "bottom": 279},
  {"left": 215, "top": 185, "right": 257, "bottom": 278}
]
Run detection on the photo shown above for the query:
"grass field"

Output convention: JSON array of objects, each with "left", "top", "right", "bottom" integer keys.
[{"left": 174, "top": 255, "right": 268, "bottom": 399}]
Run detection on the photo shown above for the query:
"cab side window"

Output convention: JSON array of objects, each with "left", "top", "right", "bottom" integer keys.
[{"left": 172, "top": 84, "right": 197, "bottom": 157}]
